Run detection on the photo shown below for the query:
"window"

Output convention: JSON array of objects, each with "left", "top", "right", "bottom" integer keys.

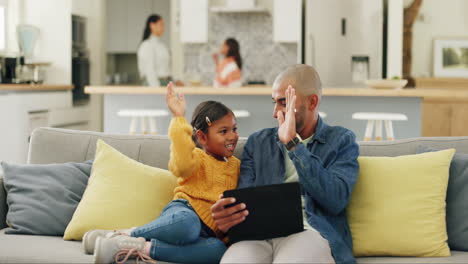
[{"left": 0, "top": 0, "right": 6, "bottom": 50}]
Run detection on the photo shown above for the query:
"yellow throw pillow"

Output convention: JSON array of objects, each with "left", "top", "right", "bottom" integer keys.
[
  {"left": 63, "top": 139, "right": 177, "bottom": 240},
  {"left": 348, "top": 149, "right": 455, "bottom": 257}
]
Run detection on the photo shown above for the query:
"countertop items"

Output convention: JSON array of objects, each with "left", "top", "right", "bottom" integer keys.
[{"left": 0, "top": 84, "right": 74, "bottom": 92}]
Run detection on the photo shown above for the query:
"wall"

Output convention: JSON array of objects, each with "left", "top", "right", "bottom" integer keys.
[
  {"left": 5, "top": 0, "right": 23, "bottom": 54},
  {"left": 170, "top": 0, "right": 184, "bottom": 81},
  {"left": 72, "top": 0, "right": 106, "bottom": 131},
  {"left": 411, "top": 0, "right": 468, "bottom": 77},
  {"left": 23, "top": 0, "right": 71, "bottom": 84},
  {"left": 184, "top": 12, "right": 297, "bottom": 85}
]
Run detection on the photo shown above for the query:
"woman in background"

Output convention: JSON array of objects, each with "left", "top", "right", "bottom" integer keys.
[
  {"left": 212, "top": 38, "right": 242, "bottom": 88},
  {"left": 138, "top": 14, "right": 183, "bottom": 87}
]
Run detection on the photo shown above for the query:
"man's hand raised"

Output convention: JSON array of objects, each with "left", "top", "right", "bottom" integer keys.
[{"left": 277, "top": 85, "right": 297, "bottom": 144}]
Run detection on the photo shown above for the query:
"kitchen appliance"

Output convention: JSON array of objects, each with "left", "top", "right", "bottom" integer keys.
[
  {"left": 352, "top": 56, "right": 370, "bottom": 84},
  {"left": 72, "top": 15, "right": 86, "bottom": 50},
  {"left": 16, "top": 24, "right": 49, "bottom": 83},
  {"left": 72, "top": 15, "right": 90, "bottom": 103},
  {"left": 17, "top": 25, "right": 39, "bottom": 59},
  {"left": 305, "top": 0, "right": 383, "bottom": 87},
  {"left": 3, "top": 57, "right": 22, "bottom": 83},
  {"left": 72, "top": 56, "right": 90, "bottom": 102}
]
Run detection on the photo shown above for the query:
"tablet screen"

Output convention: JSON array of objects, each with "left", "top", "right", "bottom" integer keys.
[{"left": 223, "top": 182, "right": 304, "bottom": 243}]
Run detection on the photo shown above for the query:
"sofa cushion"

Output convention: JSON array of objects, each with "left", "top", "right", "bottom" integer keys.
[
  {"left": 64, "top": 140, "right": 177, "bottom": 240},
  {"left": 0, "top": 228, "right": 92, "bottom": 263},
  {"left": 417, "top": 146, "right": 468, "bottom": 251},
  {"left": 0, "top": 227, "right": 466, "bottom": 264},
  {"left": 1, "top": 160, "right": 92, "bottom": 235},
  {"left": 0, "top": 229, "right": 177, "bottom": 264},
  {"left": 348, "top": 149, "right": 455, "bottom": 257}
]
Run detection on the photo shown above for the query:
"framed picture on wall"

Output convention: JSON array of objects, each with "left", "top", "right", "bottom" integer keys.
[{"left": 433, "top": 38, "right": 468, "bottom": 78}]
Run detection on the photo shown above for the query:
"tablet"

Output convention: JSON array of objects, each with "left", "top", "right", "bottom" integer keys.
[{"left": 223, "top": 182, "right": 304, "bottom": 243}]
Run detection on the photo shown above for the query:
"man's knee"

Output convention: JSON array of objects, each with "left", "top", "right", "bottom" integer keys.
[
  {"left": 273, "top": 231, "right": 334, "bottom": 263},
  {"left": 221, "top": 240, "right": 273, "bottom": 264}
]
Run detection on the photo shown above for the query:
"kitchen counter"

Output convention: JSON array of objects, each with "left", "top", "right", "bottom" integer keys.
[
  {"left": 86, "top": 85, "right": 468, "bottom": 138},
  {"left": 85, "top": 85, "right": 468, "bottom": 101},
  {"left": 0, "top": 84, "right": 74, "bottom": 92}
]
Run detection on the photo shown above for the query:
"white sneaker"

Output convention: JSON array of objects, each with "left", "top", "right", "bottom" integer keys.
[
  {"left": 82, "top": 230, "right": 121, "bottom": 255},
  {"left": 93, "top": 235, "right": 154, "bottom": 264}
]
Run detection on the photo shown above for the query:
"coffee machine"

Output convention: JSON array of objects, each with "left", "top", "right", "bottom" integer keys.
[
  {"left": 1, "top": 25, "right": 49, "bottom": 84},
  {"left": 2, "top": 56, "right": 24, "bottom": 83}
]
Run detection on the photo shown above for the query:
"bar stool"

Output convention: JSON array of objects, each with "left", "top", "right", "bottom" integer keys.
[
  {"left": 233, "top": 110, "right": 250, "bottom": 118},
  {"left": 117, "top": 109, "right": 169, "bottom": 134},
  {"left": 352, "top": 112, "right": 408, "bottom": 141}
]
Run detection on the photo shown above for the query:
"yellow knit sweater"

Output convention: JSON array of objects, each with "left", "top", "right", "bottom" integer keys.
[{"left": 168, "top": 116, "right": 240, "bottom": 234}]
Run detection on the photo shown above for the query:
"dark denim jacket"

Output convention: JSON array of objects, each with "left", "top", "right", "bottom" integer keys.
[{"left": 238, "top": 117, "right": 359, "bottom": 264}]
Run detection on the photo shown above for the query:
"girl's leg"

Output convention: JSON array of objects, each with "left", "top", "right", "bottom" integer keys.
[
  {"left": 130, "top": 199, "right": 201, "bottom": 245},
  {"left": 149, "top": 237, "right": 226, "bottom": 264}
]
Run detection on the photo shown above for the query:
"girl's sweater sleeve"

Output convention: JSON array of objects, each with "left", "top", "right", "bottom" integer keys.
[{"left": 168, "top": 116, "right": 200, "bottom": 179}]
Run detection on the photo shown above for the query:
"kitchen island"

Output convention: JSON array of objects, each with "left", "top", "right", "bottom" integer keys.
[{"left": 85, "top": 85, "right": 468, "bottom": 139}]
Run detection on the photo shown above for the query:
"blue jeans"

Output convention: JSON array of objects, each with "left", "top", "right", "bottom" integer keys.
[{"left": 131, "top": 199, "right": 226, "bottom": 264}]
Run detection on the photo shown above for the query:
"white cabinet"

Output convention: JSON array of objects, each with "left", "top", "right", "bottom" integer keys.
[
  {"left": 0, "top": 91, "right": 72, "bottom": 164},
  {"left": 106, "top": 0, "right": 171, "bottom": 53},
  {"left": 180, "top": 0, "right": 208, "bottom": 43},
  {"left": 273, "top": 0, "right": 302, "bottom": 43},
  {"left": 106, "top": 0, "right": 127, "bottom": 52},
  {"left": 126, "top": 0, "right": 153, "bottom": 52},
  {"left": 48, "top": 105, "right": 90, "bottom": 130}
]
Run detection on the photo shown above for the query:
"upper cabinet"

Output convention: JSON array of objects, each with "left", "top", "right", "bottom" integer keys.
[
  {"left": 126, "top": 0, "right": 153, "bottom": 52},
  {"left": 273, "top": 0, "right": 302, "bottom": 43},
  {"left": 179, "top": 0, "right": 208, "bottom": 43},
  {"left": 106, "top": 0, "right": 171, "bottom": 53},
  {"left": 107, "top": 0, "right": 128, "bottom": 53}
]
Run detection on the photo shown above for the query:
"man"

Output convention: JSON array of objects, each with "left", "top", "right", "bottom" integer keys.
[{"left": 211, "top": 64, "right": 359, "bottom": 264}]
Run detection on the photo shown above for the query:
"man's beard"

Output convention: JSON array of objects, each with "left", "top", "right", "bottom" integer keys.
[{"left": 295, "top": 105, "right": 307, "bottom": 132}]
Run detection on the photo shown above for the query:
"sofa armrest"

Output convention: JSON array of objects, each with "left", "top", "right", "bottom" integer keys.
[{"left": 0, "top": 170, "right": 6, "bottom": 229}]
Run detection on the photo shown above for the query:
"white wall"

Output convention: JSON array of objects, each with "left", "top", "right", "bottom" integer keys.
[
  {"left": 23, "top": 0, "right": 72, "bottom": 84},
  {"left": 5, "top": 0, "right": 23, "bottom": 54},
  {"left": 72, "top": 0, "right": 106, "bottom": 131},
  {"left": 170, "top": 0, "right": 184, "bottom": 80},
  {"left": 411, "top": 0, "right": 468, "bottom": 77}
]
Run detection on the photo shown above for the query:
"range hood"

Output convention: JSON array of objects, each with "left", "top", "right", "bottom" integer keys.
[{"left": 210, "top": 0, "right": 268, "bottom": 13}]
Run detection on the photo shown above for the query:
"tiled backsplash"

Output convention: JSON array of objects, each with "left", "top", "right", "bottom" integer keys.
[{"left": 184, "top": 12, "right": 297, "bottom": 86}]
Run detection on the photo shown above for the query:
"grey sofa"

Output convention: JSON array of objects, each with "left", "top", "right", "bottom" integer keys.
[{"left": 0, "top": 127, "right": 467, "bottom": 263}]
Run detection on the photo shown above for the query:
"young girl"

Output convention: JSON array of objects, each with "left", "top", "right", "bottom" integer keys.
[
  {"left": 213, "top": 38, "right": 242, "bottom": 88},
  {"left": 85, "top": 82, "right": 240, "bottom": 264}
]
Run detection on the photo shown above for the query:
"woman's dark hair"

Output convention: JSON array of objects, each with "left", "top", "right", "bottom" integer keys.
[
  {"left": 191, "top": 101, "right": 234, "bottom": 148},
  {"left": 142, "top": 14, "right": 162, "bottom": 41},
  {"left": 225, "top": 38, "right": 242, "bottom": 70}
]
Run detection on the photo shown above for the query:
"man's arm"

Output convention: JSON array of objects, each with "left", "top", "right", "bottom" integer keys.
[{"left": 289, "top": 131, "right": 359, "bottom": 215}]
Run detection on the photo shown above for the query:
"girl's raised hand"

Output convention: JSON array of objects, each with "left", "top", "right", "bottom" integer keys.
[{"left": 165, "top": 82, "right": 186, "bottom": 117}]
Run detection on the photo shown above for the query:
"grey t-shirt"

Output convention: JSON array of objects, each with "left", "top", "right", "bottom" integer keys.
[{"left": 283, "top": 134, "right": 318, "bottom": 232}]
